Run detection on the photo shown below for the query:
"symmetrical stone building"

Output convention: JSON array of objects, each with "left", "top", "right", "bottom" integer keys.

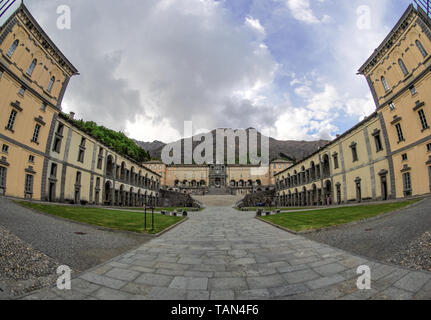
[
  {"left": 3, "top": 3, "right": 429, "bottom": 209},
  {"left": 276, "top": 4, "right": 431, "bottom": 206},
  {"left": 144, "top": 159, "right": 292, "bottom": 195},
  {"left": 0, "top": 4, "right": 160, "bottom": 206}
]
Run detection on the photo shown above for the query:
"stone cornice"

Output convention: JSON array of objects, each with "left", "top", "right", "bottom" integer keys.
[
  {"left": 18, "top": 4, "right": 79, "bottom": 76},
  {"left": 358, "top": 4, "right": 416, "bottom": 75}
]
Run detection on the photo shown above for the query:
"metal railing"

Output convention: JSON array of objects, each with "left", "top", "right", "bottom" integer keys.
[{"left": 415, "top": 0, "right": 431, "bottom": 17}]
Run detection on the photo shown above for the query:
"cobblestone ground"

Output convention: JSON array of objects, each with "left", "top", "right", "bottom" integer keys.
[{"left": 21, "top": 206, "right": 431, "bottom": 300}]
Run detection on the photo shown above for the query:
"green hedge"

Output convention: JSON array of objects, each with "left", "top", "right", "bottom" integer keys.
[{"left": 60, "top": 113, "right": 150, "bottom": 163}]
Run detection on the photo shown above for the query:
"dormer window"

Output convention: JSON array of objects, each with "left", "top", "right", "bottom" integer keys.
[
  {"left": 398, "top": 59, "right": 409, "bottom": 76},
  {"left": 27, "top": 59, "right": 37, "bottom": 76},
  {"left": 47, "top": 76, "right": 55, "bottom": 92},
  {"left": 416, "top": 40, "right": 428, "bottom": 58},
  {"left": 381, "top": 76, "right": 389, "bottom": 92},
  {"left": 6, "top": 40, "right": 19, "bottom": 58}
]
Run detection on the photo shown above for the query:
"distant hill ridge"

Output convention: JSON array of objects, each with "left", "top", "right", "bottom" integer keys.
[{"left": 134, "top": 129, "right": 328, "bottom": 163}]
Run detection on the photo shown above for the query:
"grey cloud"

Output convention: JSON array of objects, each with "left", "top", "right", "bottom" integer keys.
[{"left": 26, "top": 0, "right": 278, "bottom": 138}]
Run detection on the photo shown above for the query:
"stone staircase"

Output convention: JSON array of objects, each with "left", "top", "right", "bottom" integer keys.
[
  {"left": 206, "top": 187, "right": 230, "bottom": 195},
  {"left": 192, "top": 194, "right": 244, "bottom": 207}
]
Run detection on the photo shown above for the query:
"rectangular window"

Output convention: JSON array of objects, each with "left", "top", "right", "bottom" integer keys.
[
  {"left": 50, "top": 163, "right": 57, "bottom": 177},
  {"left": 0, "top": 167, "right": 6, "bottom": 187},
  {"left": 0, "top": 69, "right": 3, "bottom": 79},
  {"left": 80, "top": 137, "right": 86, "bottom": 147},
  {"left": 403, "top": 172, "right": 412, "bottom": 197},
  {"left": 25, "top": 174, "right": 34, "bottom": 194},
  {"left": 78, "top": 149, "right": 85, "bottom": 163},
  {"left": 76, "top": 172, "right": 82, "bottom": 185},
  {"left": 2, "top": 144, "right": 9, "bottom": 153},
  {"left": 410, "top": 86, "right": 417, "bottom": 96},
  {"left": 32, "top": 124, "right": 41, "bottom": 143},
  {"left": 52, "top": 137, "right": 62, "bottom": 153},
  {"left": 351, "top": 146, "right": 358, "bottom": 162},
  {"left": 389, "top": 102, "right": 396, "bottom": 111},
  {"left": 97, "top": 158, "right": 103, "bottom": 170},
  {"left": 7, "top": 110, "right": 17, "bottom": 130},
  {"left": 40, "top": 104, "right": 46, "bottom": 112},
  {"left": 57, "top": 123, "right": 64, "bottom": 135},
  {"left": 427, "top": 143, "right": 431, "bottom": 152},
  {"left": 395, "top": 123, "right": 404, "bottom": 142},
  {"left": 402, "top": 153, "right": 408, "bottom": 161},
  {"left": 333, "top": 155, "right": 339, "bottom": 169},
  {"left": 28, "top": 155, "right": 34, "bottom": 163},
  {"left": 18, "top": 86, "right": 25, "bottom": 96},
  {"left": 418, "top": 109, "right": 429, "bottom": 130},
  {"left": 429, "top": 167, "right": 431, "bottom": 190},
  {"left": 374, "top": 134, "right": 383, "bottom": 152}
]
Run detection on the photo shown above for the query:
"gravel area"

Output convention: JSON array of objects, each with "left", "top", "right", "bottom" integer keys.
[
  {"left": 387, "top": 231, "right": 431, "bottom": 272},
  {"left": 0, "top": 225, "right": 60, "bottom": 298},
  {"left": 0, "top": 197, "right": 154, "bottom": 298},
  {"left": 305, "top": 198, "right": 431, "bottom": 272}
]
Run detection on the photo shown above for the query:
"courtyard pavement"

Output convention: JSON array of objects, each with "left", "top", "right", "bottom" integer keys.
[{"left": 21, "top": 205, "right": 431, "bottom": 300}]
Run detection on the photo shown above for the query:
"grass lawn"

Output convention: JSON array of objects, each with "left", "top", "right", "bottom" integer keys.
[
  {"left": 239, "top": 207, "right": 313, "bottom": 212},
  {"left": 17, "top": 202, "right": 184, "bottom": 234},
  {"left": 127, "top": 207, "right": 202, "bottom": 212},
  {"left": 261, "top": 199, "right": 421, "bottom": 232}
]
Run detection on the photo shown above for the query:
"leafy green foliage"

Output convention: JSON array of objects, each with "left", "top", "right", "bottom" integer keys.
[{"left": 60, "top": 113, "right": 150, "bottom": 163}]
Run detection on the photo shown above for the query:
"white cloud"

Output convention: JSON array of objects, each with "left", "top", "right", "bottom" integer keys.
[
  {"left": 245, "top": 16, "right": 266, "bottom": 36},
  {"left": 286, "top": 0, "right": 328, "bottom": 24},
  {"left": 27, "top": 0, "right": 278, "bottom": 142}
]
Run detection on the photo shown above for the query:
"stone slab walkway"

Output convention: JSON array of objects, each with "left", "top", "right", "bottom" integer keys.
[{"left": 20, "top": 206, "right": 431, "bottom": 300}]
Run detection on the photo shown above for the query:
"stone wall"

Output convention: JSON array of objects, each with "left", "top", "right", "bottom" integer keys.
[
  {"left": 237, "top": 189, "right": 276, "bottom": 208},
  {"left": 159, "top": 189, "right": 200, "bottom": 208}
]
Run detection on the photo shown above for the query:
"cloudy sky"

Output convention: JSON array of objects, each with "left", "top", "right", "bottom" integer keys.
[{"left": 26, "top": 0, "right": 412, "bottom": 143}]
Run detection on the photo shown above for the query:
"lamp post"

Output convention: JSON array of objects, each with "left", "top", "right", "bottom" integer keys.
[{"left": 144, "top": 206, "right": 147, "bottom": 230}]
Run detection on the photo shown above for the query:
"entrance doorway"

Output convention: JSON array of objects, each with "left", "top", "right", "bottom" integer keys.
[
  {"left": 355, "top": 178, "right": 362, "bottom": 203},
  {"left": 49, "top": 182, "right": 56, "bottom": 202}
]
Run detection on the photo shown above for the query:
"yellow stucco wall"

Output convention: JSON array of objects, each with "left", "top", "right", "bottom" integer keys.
[
  {"left": 363, "top": 7, "right": 431, "bottom": 199},
  {"left": 0, "top": 7, "right": 76, "bottom": 201},
  {"left": 275, "top": 114, "right": 391, "bottom": 204}
]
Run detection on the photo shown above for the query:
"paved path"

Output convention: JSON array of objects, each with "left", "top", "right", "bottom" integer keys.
[
  {"left": 305, "top": 198, "right": 431, "bottom": 264},
  {"left": 22, "top": 206, "right": 431, "bottom": 300},
  {"left": 0, "top": 198, "right": 151, "bottom": 272}
]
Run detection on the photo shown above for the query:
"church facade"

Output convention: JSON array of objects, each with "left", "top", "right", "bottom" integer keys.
[{"left": 144, "top": 159, "right": 293, "bottom": 195}]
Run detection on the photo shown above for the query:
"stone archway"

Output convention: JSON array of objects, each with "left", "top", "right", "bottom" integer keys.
[{"left": 104, "top": 181, "right": 112, "bottom": 205}]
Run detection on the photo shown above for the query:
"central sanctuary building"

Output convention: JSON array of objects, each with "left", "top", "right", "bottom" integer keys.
[{"left": 144, "top": 160, "right": 293, "bottom": 195}]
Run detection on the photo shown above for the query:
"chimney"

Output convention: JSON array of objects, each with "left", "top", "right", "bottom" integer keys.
[
  {"left": 336, "top": 134, "right": 340, "bottom": 138},
  {"left": 69, "top": 112, "right": 75, "bottom": 120}
]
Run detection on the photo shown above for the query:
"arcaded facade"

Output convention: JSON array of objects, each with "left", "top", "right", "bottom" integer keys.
[
  {"left": 0, "top": 4, "right": 160, "bottom": 207},
  {"left": 144, "top": 160, "right": 294, "bottom": 195},
  {"left": 276, "top": 4, "right": 431, "bottom": 206}
]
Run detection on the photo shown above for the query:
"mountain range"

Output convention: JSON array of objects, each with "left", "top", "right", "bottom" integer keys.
[{"left": 134, "top": 129, "right": 329, "bottom": 163}]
